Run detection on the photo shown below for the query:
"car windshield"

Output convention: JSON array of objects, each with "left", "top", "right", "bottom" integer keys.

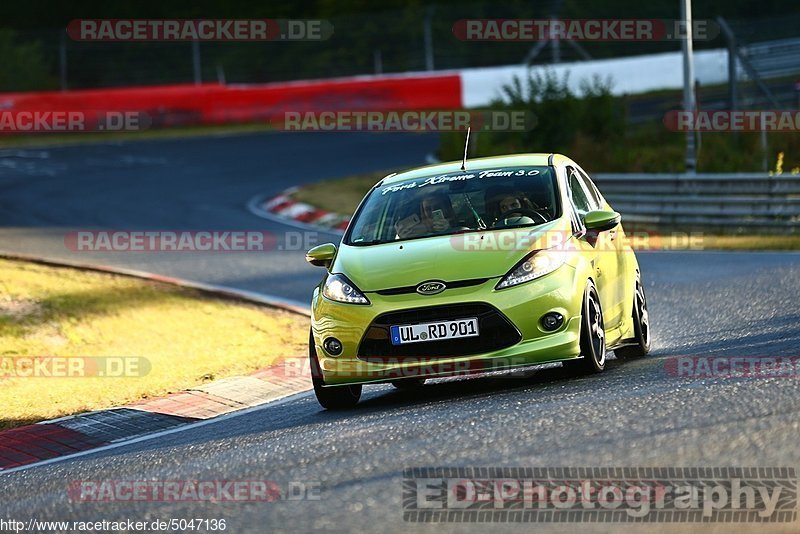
[{"left": 345, "top": 166, "right": 560, "bottom": 246}]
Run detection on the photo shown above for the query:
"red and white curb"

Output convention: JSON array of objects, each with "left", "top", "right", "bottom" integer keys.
[
  {"left": 0, "top": 252, "right": 313, "bottom": 474},
  {"left": 248, "top": 156, "right": 442, "bottom": 234},
  {"left": 247, "top": 187, "right": 348, "bottom": 235}
]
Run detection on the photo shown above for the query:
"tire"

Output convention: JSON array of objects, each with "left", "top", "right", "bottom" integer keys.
[
  {"left": 615, "top": 275, "right": 651, "bottom": 360},
  {"left": 564, "top": 281, "right": 606, "bottom": 375},
  {"left": 391, "top": 378, "right": 426, "bottom": 389},
  {"left": 309, "top": 330, "right": 361, "bottom": 409}
]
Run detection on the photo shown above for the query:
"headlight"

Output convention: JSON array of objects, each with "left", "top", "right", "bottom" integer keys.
[
  {"left": 322, "top": 274, "right": 370, "bottom": 304},
  {"left": 495, "top": 249, "right": 566, "bottom": 289}
]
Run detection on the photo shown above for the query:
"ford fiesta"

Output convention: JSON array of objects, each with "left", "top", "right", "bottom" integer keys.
[{"left": 305, "top": 153, "right": 651, "bottom": 409}]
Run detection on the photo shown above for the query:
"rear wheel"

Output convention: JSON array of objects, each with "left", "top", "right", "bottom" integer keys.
[
  {"left": 564, "top": 282, "right": 606, "bottom": 375},
  {"left": 615, "top": 275, "right": 651, "bottom": 360},
  {"left": 309, "top": 330, "right": 361, "bottom": 409}
]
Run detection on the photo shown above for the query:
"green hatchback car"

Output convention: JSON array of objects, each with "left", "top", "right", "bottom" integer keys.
[{"left": 306, "top": 153, "right": 650, "bottom": 409}]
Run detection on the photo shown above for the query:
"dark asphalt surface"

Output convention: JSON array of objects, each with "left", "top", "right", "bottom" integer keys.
[
  {"left": 0, "top": 132, "right": 438, "bottom": 305},
  {"left": 1, "top": 133, "right": 799, "bottom": 532}
]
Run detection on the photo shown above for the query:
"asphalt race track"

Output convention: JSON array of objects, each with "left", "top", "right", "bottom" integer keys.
[
  {"left": 1, "top": 133, "right": 799, "bottom": 532},
  {"left": 0, "top": 132, "right": 439, "bottom": 305}
]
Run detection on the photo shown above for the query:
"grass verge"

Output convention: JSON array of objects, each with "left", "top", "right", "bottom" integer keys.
[
  {"left": 291, "top": 169, "right": 397, "bottom": 214},
  {"left": 0, "top": 258, "right": 308, "bottom": 430},
  {"left": 693, "top": 235, "right": 800, "bottom": 251},
  {"left": 0, "top": 122, "right": 276, "bottom": 149}
]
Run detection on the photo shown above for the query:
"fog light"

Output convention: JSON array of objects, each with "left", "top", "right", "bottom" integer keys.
[
  {"left": 541, "top": 312, "right": 564, "bottom": 331},
  {"left": 323, "top": 337, "right": 343, "bottom": 356}
]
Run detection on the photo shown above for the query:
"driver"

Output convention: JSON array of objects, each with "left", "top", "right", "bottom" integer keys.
[
  {"left": 498, "top": 194, "right": 524, "bottom": 214},
  {"left": 486, "top": 188, "right": 537, "bottom": 226}
]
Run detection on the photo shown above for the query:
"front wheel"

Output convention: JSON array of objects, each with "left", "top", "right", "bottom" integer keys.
[
  {"left": 564, "top": 281, "right": 606, "bottom": 375},
  {"left": 309, "top": 331, "right": 361, "bottom": 409},
  {"left": 615, "top": 275, "right": 651, "bottom": 360}
]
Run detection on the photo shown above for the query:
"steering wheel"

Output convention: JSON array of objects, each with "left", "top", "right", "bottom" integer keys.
[{"left": 495, "top": 207, "right": 549, "bottom": 226}]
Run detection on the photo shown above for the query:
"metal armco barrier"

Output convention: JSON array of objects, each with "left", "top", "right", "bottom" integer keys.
[{"left": 593, "top": 173, "right": 800, "bottom": 232}]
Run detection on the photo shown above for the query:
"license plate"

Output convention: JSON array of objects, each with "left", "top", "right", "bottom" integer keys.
[{"left": 390, "top": 318, "right": 479, "bottom": 345}]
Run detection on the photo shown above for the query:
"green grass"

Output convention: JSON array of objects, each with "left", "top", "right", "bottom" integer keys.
[
  {"left": 292, "top": 169, "right": 398, "bottom": 215},
  {"left": 0, "top": 258, "right": 309, "bottom": 429},
  {"left": 0, "top": 121, "right": 277, "bottom": 149},
  {"left": 694, "top": 235, "right": 800, "bottom": 251}
]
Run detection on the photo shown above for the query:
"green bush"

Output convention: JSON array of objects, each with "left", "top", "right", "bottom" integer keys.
[
  {"left": 0, "top": 29, "right": 57, "bottom": 92},
  {"left": 439, "top": 70, "right": 627, "bottom": 167},
  {"left": 439, "top": 69, "right": 800, "bottom": 173}
]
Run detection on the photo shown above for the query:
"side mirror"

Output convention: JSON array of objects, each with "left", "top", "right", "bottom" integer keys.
[
  {"left": 584, "top": 210, "right": 621, "bottom": 232},
  {"left": 305, "top": 243, "right": 337, "bottom": 268}
]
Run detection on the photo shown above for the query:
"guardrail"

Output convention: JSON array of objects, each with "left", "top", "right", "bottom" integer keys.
[
  {"left": 593, "top": 173, "right": 800, "bottom": 232},
  {"left": 742, "top": 37, "right": 800, "bottom": 80}
]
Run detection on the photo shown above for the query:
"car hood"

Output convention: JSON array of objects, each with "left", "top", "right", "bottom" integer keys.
[{"left": 333, "top": 219, "right": 568, "bottom": 292}]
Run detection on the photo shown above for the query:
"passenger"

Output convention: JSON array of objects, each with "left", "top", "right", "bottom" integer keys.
[{"left": 420, "top": 193, "right": 457, "bottom": 233}]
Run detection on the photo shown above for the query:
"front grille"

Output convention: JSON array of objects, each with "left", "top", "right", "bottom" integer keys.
[
  {"left": 374, "top": 278, "right": 489, "bottom": 296},
  {"left": 357, "top": 303, "right": 521, "bottom": 361}
]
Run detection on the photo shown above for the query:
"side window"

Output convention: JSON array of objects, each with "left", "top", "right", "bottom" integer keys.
[
  {"left": 577, "top": 168, "right": 604, "bottom": 208},
  {"left": 567, "top": 167, "right": 593, "bottom": 218}
]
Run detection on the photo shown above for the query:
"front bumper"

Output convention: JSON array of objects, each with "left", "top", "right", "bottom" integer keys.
[{"left": 311, "top": 265, "right": 584, "bottom": 386}]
